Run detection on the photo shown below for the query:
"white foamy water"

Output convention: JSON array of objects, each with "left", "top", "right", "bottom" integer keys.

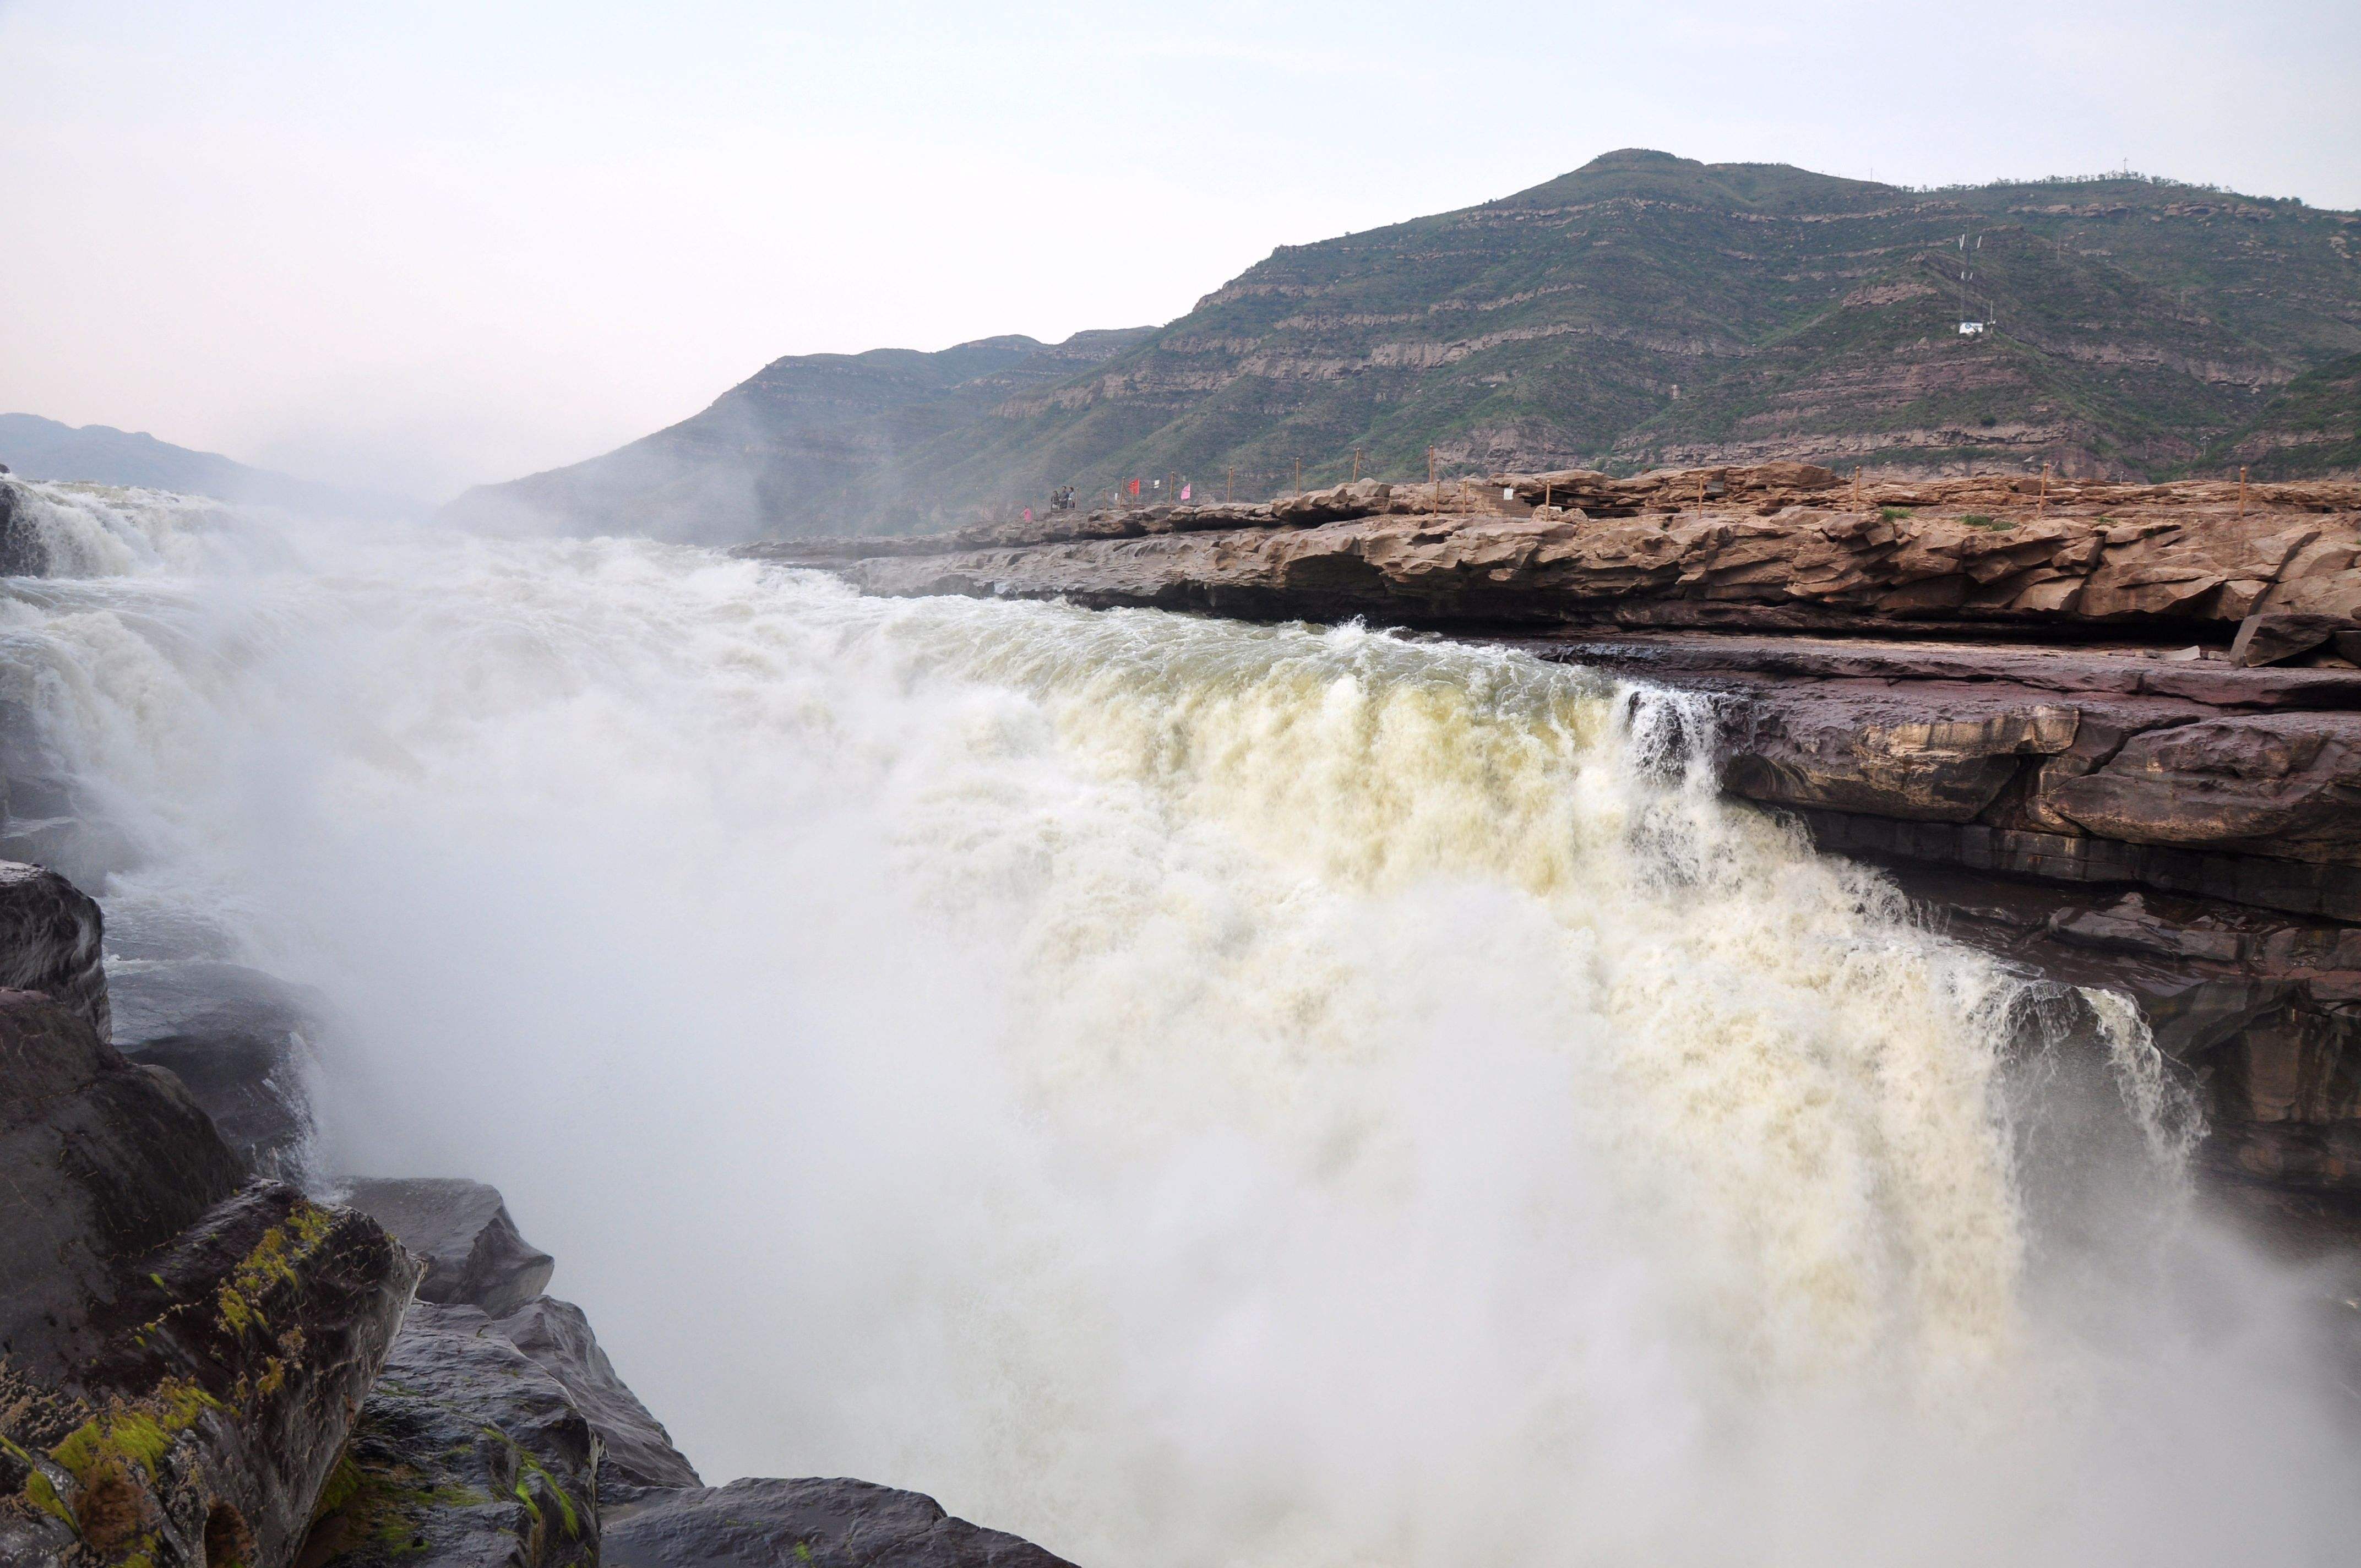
[{"left": 4, "top": 481, "right": 2357, "bottom": 1565}]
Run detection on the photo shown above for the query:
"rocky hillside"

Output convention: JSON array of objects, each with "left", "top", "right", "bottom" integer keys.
[
  {"left": 2202, "top": 352, "right": 2361, "bottom": 478},
  {"left": 448, "top": 330, "right": 1154, "bottom": 544},
  {"left": 453, "top": 150, "right": 2361, "bottom": 541}
]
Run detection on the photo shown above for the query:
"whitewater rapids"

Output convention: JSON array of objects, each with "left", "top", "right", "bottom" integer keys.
[{"left": 3, "top": 482, "right": 2357, "bottom": 1565}]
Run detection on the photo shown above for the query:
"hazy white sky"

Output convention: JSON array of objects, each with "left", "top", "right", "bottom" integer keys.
[{"left": 3, "top": 0, "right": 2355, "bottom": 502}]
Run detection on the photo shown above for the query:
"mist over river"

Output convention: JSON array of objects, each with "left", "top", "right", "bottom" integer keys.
[{"left": 3, "top": 482, "right": 2358, "bottom": 1565}]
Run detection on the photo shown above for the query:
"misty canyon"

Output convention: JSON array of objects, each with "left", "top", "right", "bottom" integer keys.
[
  {"left": 7, "top": 150, "right": 2361, "bottom": 1568},
  {"left": 5, "top": 463, "right": 2361, "bottom": 1568}
]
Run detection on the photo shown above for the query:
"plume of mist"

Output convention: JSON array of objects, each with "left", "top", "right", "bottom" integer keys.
[{"left": 3, "top": 482, "right": 2358, "bottom": 1567}]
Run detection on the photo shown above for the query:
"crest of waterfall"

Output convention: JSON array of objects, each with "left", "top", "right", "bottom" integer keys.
[{"left": 1, "top": 485, "right": 2354, "bottom": 1567}]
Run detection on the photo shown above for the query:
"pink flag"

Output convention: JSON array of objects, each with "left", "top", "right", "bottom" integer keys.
[
  {"left": 1023, "top": 507, "right": 1035, "bottom": 522},
  {"left": 1180, "top": 482, "right": 1192, "bottom": 500}
]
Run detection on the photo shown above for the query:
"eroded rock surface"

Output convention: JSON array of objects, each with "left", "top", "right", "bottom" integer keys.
[
  {"left": 111, "top": 961, "right": 324, "bottom": 1180},
  {"left": 0, "top": 860, "right": 110, "bottom": 1039},
  {"left": 602, "top": 1478, "right": 1077, "bottom": 1568},
  {"left": 1863, "top": 866, "right": 2361, "bottom": 1189},
  {"left": 487, "top": 1298, "right": 699, "bottom": 1497},
  {"left": 0, "top": 991, "right": 417, "bottom": 1568},
  {"left": 2046, "top": 715, "right": 2361, "bottom": 864},
  {"left": 342, "top": 1178, "right": 556, "bottom": 1317},
  {"left": 746, "top": 467, "right": 2361, "bottom": 640},
  {"left": 301, "top": 1303, "right": 599, "bottom": 1568},
  {"left": 0, "top": 992, "right": 244, "bottom": 1380}
]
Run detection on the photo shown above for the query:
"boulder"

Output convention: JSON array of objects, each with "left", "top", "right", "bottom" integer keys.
[
  {"left": 1267, "top": 479, "right": 1391, "bottom": 525},
  {"left": 0, "top": 860, "right": 110, "bottom": 1039},
  {"left": 487, "top": 1297, "right": 700, "bottom": 1496},
  {"left": 601, "top": 1477, "right": 1077, "bottom": 1568},
  {"left": 2229, "top": 611, "right": 2351, "bottom": 667},
  {"left": 300, "top": 1302, "right": 598, "bottom": 1568},
  {"left": 341, "top": 1178, "right": 556, "bottom": 1317},
  {"left": 111, "top": 960, "right": 325, "bottom": 1179},
  {"left": 0, "top": 990, "right": 417, "bottom": 1568}
]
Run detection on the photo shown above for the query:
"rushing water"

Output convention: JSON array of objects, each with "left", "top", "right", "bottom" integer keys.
[{"left": 4, "top": 481, "right": 2358, "bottom": 1565}]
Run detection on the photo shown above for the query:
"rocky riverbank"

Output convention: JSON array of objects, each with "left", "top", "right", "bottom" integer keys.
[
  {"left": 743, "top": 463, "right": 2361, "bottom": 1200},
  {"left": 0, "top": 861, "right": 1076, "bottom": 1568}
]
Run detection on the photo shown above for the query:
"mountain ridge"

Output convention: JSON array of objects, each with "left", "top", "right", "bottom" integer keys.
[
  {"left": 0, "top": 412, "right": 425, "bottom": 519},
  {"left": 450, "top": 150, "right": 2361, "bottom": 542}
]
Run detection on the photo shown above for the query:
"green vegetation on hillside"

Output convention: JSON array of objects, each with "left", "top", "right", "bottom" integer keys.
[
  {"left": 2193, "top": 351, "right": 2361, "bottom": 478},
  {"left": 450, "top": 150, "right": 2361, "bottom": 541}
]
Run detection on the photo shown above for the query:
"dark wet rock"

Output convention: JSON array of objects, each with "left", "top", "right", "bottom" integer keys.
[
  {"left": 0, "top": 990, "right": 244, "bottom": 1378},
  {"left": 2047, "top": 714, "right": 2361, "bottom": 865},
  {"left": 342, "top": 1178, "right": 556, "bottom": 1317},
  {"left": 1843, "top": 859, "right": 2361, "bottom": 1190},
  {"left": 488, "top": 1297, "right": 700, "bottom": 1496},
  {"left": 1793, "top": 805, "right": 2361, "bottom": 923},
  {"left": 111, "top": 960, "right": 325, "bottom": 1180},
  {"left": 300, "top": 1300, "right": 598, "bottom": 1568},
  {"left": 0, "top": 859, "right": 110, "bottom": 1039},
  {"left": 602, "top": 1477, "right": 1076, "bottom": 1568},
  {"left": 0, "top": 990, "right": 417, "bottom": 1568},
  {"left": 0, "top": 478, "right": 47, "bottom": 578}
]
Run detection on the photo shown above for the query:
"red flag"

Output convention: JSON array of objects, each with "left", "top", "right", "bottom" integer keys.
[{"left": 1127, "top": 478, "right": 1141, "bottom": 497}]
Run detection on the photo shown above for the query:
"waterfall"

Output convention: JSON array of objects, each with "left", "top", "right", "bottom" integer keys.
[{"left": 3, "top": 479, "right": 2354, "bottom": 1566}]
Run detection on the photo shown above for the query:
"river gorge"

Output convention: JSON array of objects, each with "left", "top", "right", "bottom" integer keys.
[{"left": 3, "top": 478, "right": 2360, "bottom": 1566}]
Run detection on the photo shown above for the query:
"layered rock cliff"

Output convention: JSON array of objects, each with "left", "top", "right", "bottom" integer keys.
[
  {"left": 761, "top": 465, "right": 2361, "bottom": 636},
  {"left": 745, "top": 462, "right": 2361, "bottom": 1197}
]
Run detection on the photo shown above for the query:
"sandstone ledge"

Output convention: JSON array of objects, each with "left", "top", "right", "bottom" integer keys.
[{"left": 743, "top": 465, "right": 2361, "bottom": 642}]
